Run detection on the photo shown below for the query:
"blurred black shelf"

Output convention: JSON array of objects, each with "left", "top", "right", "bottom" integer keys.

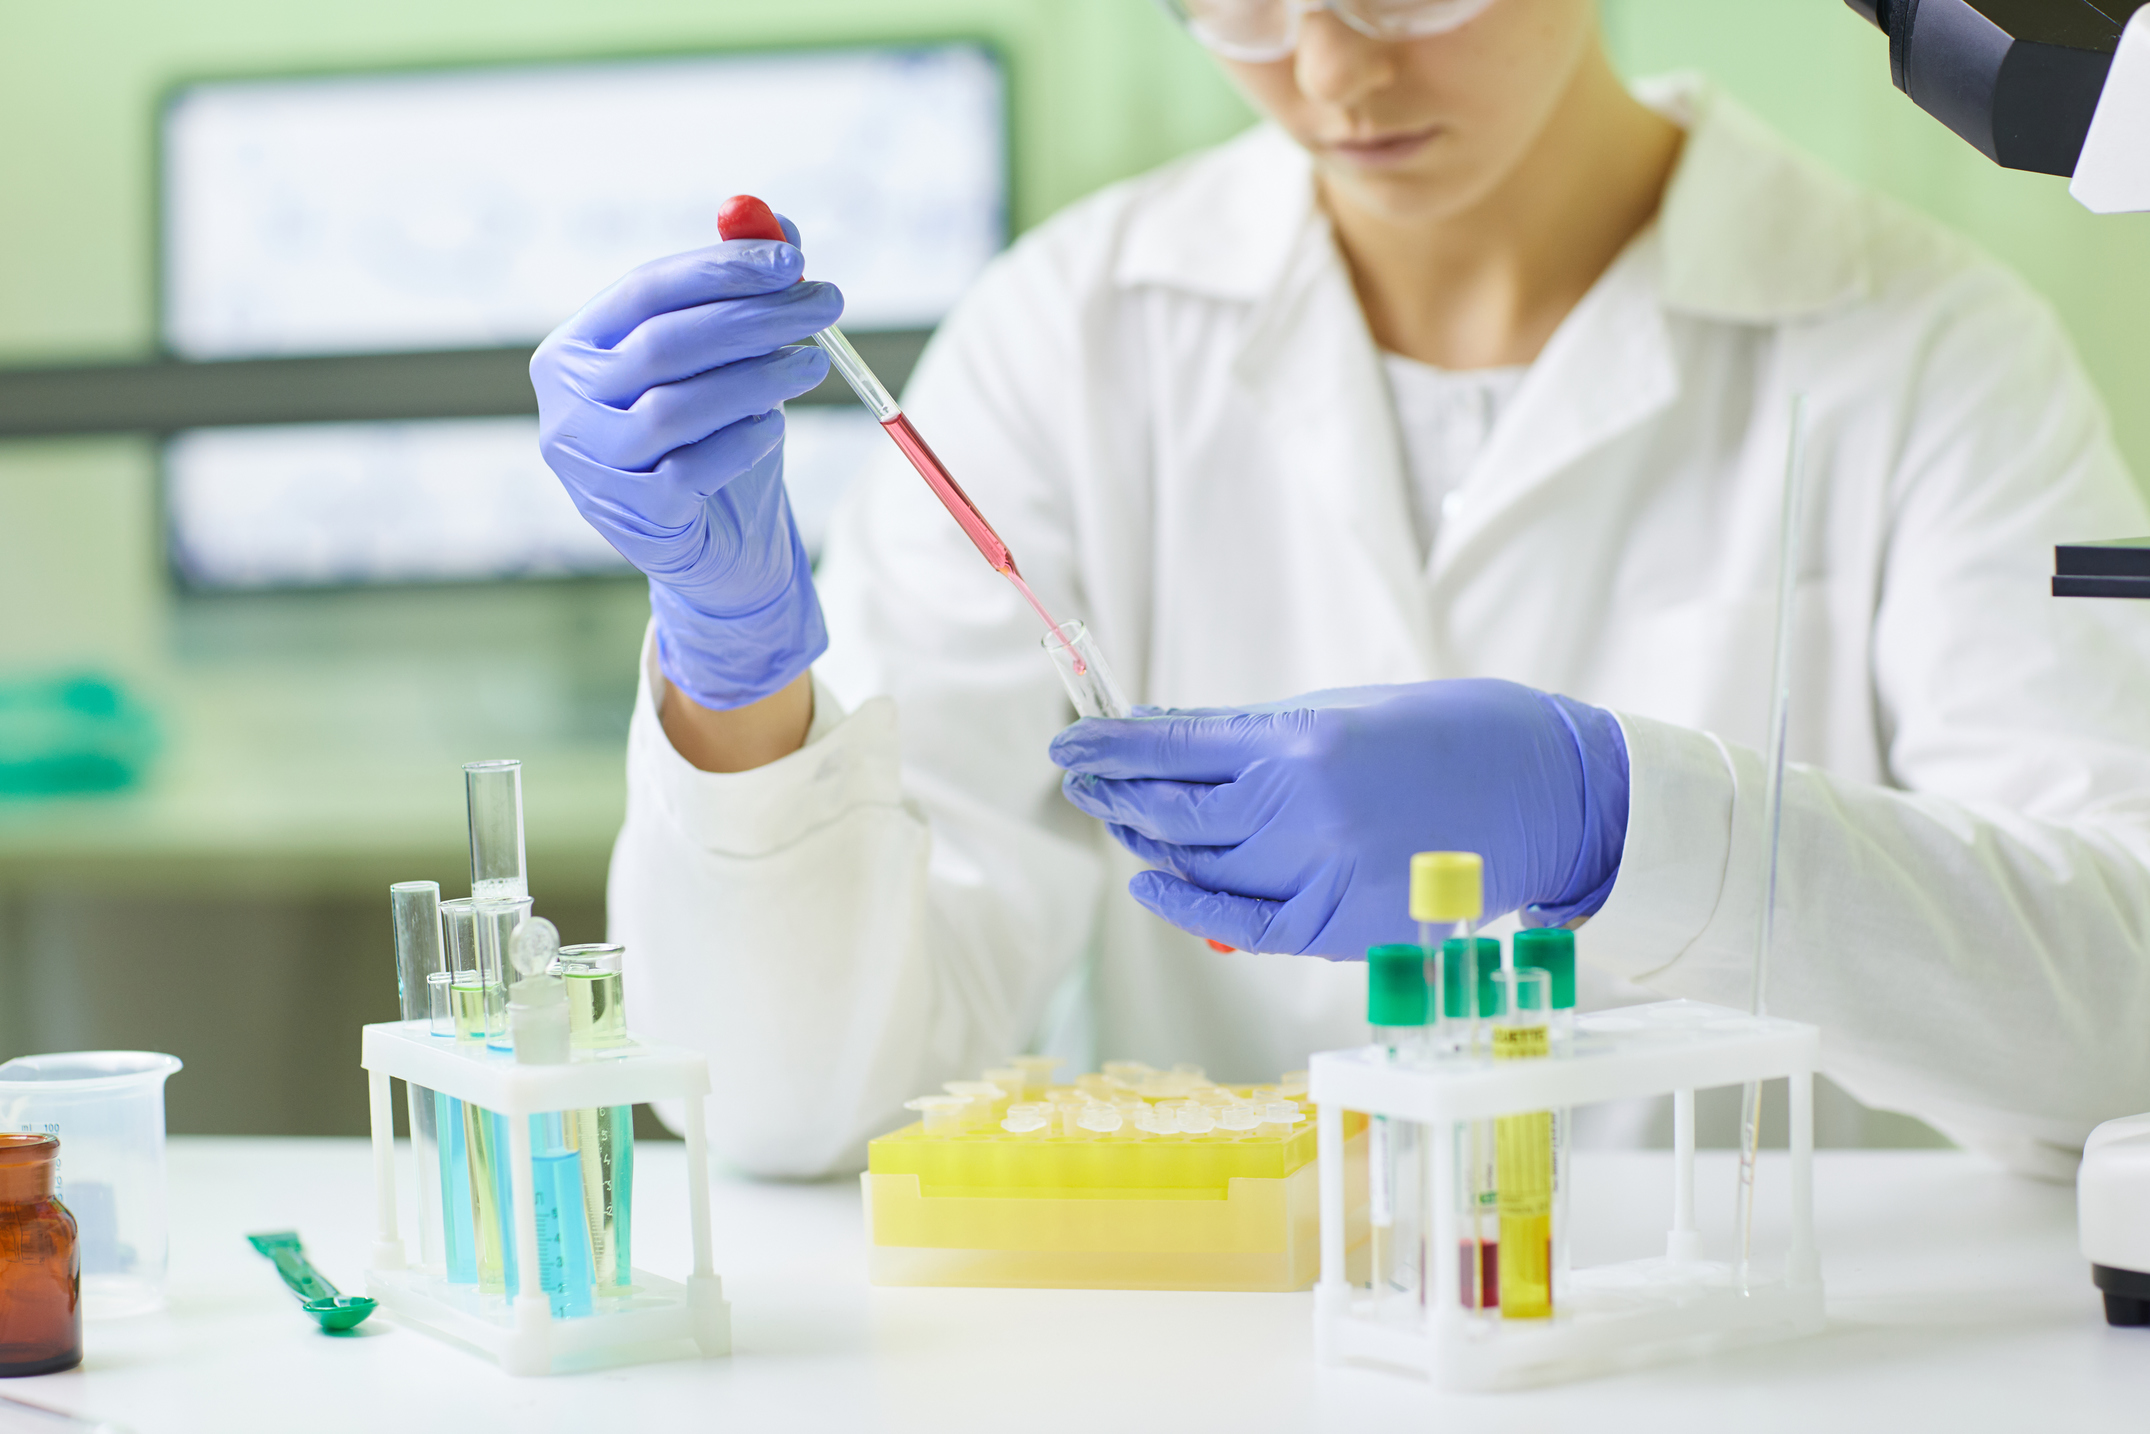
[
  {"left": 0, "top": 329, "right": 930, "bottom": 437},
  {"left": 2055, "top": 538, "right": 2150, "bottom": 599}
]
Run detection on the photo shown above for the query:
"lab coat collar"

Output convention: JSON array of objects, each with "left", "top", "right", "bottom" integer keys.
[
  {"left": 1641, "top": 75, "right": 1872, "bottom": 322},
  {"left": 1111, "top": 77, "right": 1872, "bottom": 324}
]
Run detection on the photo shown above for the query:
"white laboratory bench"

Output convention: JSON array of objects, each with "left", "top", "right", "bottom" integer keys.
[{"left": 5, "top": 1138, "right": 2142, "bottom": 1433}]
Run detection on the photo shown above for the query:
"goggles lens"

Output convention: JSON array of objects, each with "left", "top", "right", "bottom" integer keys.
[{"left": 1168, "top": 0, "right": 1499, "bottom": 60}]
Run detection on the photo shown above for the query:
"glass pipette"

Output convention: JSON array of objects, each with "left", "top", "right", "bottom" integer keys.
[
  {"left": 1738, "top": 393, "right": 1809, "bottom": 1286},
  {"left": 716, "top": 195, "right": 1086, "bottom": 672}
]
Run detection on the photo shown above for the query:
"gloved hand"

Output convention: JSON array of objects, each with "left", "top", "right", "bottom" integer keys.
[
  {"left": 532, "top": 217, "right": 842, "bottom": 709},
  {"left": 1048, "top": 679, "right": 1629, "bottom": 958}
]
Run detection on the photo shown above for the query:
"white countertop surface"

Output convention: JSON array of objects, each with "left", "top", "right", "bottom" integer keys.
[{"left": 4, "top": 1139, "right": 2142, "bottom": 1433}]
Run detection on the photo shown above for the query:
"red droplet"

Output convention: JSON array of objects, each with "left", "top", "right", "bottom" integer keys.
[
  {"left": 717, "top": 194, "right": 787, "bottom": 244},
  {"left": 1207, "top": 939, "right": 1234, "bottom": 953}
]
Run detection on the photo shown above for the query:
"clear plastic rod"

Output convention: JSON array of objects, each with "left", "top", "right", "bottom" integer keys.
[
  {"left": 464, "top": 759, "right": 527, "bottom": 903},
  {"left": 1739, "top": 393, "right": 1808, "bottom": 1283}
]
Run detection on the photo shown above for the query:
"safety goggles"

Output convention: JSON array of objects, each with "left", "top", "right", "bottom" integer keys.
[{"left": 1156, "top": 0, "right": 1502, "bottom": 62}]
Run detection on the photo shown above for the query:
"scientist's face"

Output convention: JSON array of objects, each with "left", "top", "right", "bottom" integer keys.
[{"left": 1220, "top": 0, "right": 1600, "bottom": 225}]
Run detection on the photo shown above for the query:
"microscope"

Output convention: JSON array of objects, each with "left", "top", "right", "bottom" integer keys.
[
  {"left": 1844, "top": 0, "right": 2147, "bottom": 211},
  {"left": 1843, "top": 0, "right": 2150, "bottom": 1328}
]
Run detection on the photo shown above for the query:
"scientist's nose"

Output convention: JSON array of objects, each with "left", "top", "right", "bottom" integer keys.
[{"left": 1294, "top": 9, "right": 1398, "bottom": 112}]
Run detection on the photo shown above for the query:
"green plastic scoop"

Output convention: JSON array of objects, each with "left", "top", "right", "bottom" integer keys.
[{"left": 247, "top": 1231, "right": 377, "bottom": 1332}]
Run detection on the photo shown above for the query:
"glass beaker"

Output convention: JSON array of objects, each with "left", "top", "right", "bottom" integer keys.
[
  {"left": 0, "top": 1133, "right": 81, "bottom": 1375},
  {"left": 0, "top": 1052, "right": 181, "bottom": 1317}
]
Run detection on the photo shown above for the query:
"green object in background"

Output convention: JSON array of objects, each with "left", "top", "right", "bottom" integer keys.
[
  {"left": 0, "top": 672, "right": 156, "bottom": 798},
  {"left": 246, "top": 1230, "right": 377, "bottom": 1332}
]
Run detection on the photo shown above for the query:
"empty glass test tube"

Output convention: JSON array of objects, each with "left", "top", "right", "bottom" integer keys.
[
  {"left": 472, "top": 898, "right": 532, "bottom": 1051},
  {"left": 427, "top": 972, "right": 455, "bottom": 1037},
  {"left": 390, "top": 881, "right": 446, "bottom": 1270},
  {"left": 390, "top": 881, "right": 444, "bottom": 1023},
  {"left": 1042, "top": 620, "right": 1131, "bottom": 719},
  {"left": 441, "top": 897, "right": 486, "bottom": 1042},
  {"left": 1366, "top": 943, "right": 1431, "bottom": 1311},
  {"left": 464, "top": 759, "right": 528, "bottom": 902}
]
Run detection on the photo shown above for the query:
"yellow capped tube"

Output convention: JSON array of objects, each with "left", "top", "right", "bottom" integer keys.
[{"left": 1410, "top": 851, "right": 1483, "bottom": 923}]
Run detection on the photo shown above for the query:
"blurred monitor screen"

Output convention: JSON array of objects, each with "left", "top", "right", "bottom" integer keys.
[
  {"left": 162, "top": 44, "right": 1005, "bottom": 357},
  {"left": 166, "top": 410, "right": 881, "bottom": 590},
  {"left": 160, "top": 44, "right": 1001, "bottom": 590}
]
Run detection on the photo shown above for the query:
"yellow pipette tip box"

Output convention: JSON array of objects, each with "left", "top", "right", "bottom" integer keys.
[{"left": 864, "top": 1063, "right": 1366, "bottom": 1291}]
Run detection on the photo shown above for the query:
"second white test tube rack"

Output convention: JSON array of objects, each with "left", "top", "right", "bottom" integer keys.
[
  {"left": 361, "top": 1021, "right": 730, "bottom": 1376},
  {"left": 1311, "top": 999, "right": 1823, "bottom": 1391}
]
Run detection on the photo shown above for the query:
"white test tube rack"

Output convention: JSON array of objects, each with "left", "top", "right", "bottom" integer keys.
[
  {"left": 1311, "top": 999, "right": 1824, "bottom": 1391},
  {"left": 360, "top": 1020, "right": 731, "bottom": 1376}
]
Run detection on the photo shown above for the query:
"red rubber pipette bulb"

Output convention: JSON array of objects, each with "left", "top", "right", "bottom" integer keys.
[{"left": 718, "top": 194, "right": 787, "bottom": 244}]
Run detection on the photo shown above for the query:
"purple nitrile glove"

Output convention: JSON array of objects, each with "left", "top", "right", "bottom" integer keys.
[
  {"left": 1048, "top": 679, "right": 1629, "bottom": 958},
  {"left": 532, "top": 215, "right": 842, "bottom": 709}
]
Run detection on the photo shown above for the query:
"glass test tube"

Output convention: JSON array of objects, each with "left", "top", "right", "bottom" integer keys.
[
  {"left": 529, "top": 1111, "right": 594, "bottom": 1319},
  {"left": 1445, "top": 931, "right": 1502, "bottom": 1312},
  {"left": 1041, "top": 620, "right": 1131, "bottom": 720},
  {"left": 465, "top": 1103, "right": 518, "bottom": 1296},
  {"left": 434, "top": 894, "right": 481, "bottom": 1283},
  {"left": 1493, "top": 967, "right": 1556, "bottom": 1320},
  {"left": 558, "top": 944, "right": 633, "bottom": 1293},
  {"left": 427, "top": 972, "right": 454, "bottom": 1037},
  {"left": 1366, "top": 943, "right": 1430, "bottom": 1312},
  {"left": 1515, "top": 926, "right": 1577, "bottom": 1300},
  {"left": 472, "top": 898, "right": 531, "bottom": 1051},
  {"left": 464, "top": 759, "right": 528, "bottom": 902},
  {"left": 390, "top": 881, "right": 444, "bottom": 1023},
  {"left": 390, "top": 882, "right": 446, "bottom": 1271},
  {"left": 442, "top": 897, "right": 485, "bottom": 1042}
]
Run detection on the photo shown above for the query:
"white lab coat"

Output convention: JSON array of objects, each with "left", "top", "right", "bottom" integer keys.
[{"left": 610, "top": 80, "right": 2150, "bottom": 1180}]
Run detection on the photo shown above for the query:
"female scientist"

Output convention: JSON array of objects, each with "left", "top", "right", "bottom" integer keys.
[{"left": 531, "top": 0, "right": 2150, "bottom": 1178}]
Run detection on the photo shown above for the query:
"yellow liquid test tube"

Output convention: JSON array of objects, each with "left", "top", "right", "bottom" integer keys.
[
  {"left": 449, "top": 980, "right": 490, "bottom": 1041},
  {"left": 464, "top": 1102, "right": 509, "bottom": 1294},
  {"left": 558, "top": 944, "right": 633, "bottom": 1292},
  {"left": 1494, "top": 965, "right": 1555, "bottom": 1320}
]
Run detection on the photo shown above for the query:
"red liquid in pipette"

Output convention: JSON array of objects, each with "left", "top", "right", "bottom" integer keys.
[
  {"left": 879, "top": 414, "right": 1086, "bottom": 674},
  {"left": 715, "top": 197, "right": 1084, "bottom": 672}
]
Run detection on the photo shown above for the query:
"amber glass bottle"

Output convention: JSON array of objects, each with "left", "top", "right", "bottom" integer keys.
[{"left": 0, "top": 1134, "right": 80, "bottom": 1376}]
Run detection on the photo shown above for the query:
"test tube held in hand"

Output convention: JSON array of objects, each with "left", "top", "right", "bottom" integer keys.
[{"left": 1042, "top": 620, "right": 1130, "bottom": 720}]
